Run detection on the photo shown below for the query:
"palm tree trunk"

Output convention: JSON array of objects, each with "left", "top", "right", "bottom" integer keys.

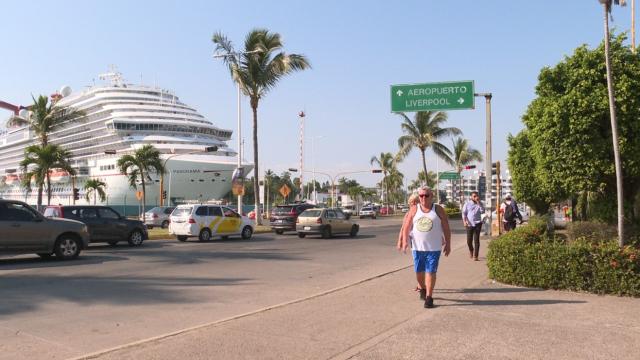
[
  {"left": 141, "top": 174, "right": 146, "bottom": 219},
  {"left": 603, "top": 3, "right": 625, "bottom": 246},
  {"left": 37, "top": 184, "right": 43, "bottom": 210},
  {"left": 46, "top": 173, "right": 52, "bottom": 206},
  {"left": 420, "top": 150, "right": 428, "bottom": 183},
  {"left": 251, "top": 100, "right": 262, "bottom": 225}
]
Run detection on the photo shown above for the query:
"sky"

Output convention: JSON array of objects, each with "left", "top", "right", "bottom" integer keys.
[{"left": 0, "top": 1, "right": 635, "bottom": 188}]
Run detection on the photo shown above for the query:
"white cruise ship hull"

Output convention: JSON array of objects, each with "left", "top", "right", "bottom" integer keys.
[{"left": 0, "top": 155, "right": 252, "bottom": 210}]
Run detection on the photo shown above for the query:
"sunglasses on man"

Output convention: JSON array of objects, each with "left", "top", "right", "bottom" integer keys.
[{"left": 419, "top": 194, "right": 431, "bottom": 198}]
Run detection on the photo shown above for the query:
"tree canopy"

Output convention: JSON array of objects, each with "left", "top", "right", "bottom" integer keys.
[{"left": 510, "top": 34, "right": 640, "bottom": 222}]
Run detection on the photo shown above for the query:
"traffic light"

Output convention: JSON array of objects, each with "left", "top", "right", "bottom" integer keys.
[
  {"left": 464, "top": 165, "right": 476, "bottom": 170},
  {"left": 372, "top": 169, "right": 382, "bottom": 173},
  {"left": 491, "top": 161, "right": 501, "bottom": 175},
  {"left": 162, "top": 190, "right": 167, "bottom": 200},
  {"left": 73, "top": 188, "right": 80, "bottom": 201},
  {"left": 205, "top": 146, "right": 218, "bottom": 152}
]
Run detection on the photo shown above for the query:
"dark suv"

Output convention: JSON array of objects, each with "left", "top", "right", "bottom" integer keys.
[
  {"left": 43, "top": 205, "right": 148, "bottom": 247},
  {"left": 269, "top": 203, "right": 315, "bottom": 234}
]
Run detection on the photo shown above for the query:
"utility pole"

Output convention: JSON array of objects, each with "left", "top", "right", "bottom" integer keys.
[
  {"left": 298, "top": 111, "right": 305, "bottom": 201},
  {"left": 475, "top": 93, "right": 493, "bottom": 224}
]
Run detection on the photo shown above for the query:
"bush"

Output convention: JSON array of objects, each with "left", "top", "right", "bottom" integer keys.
[
  {"left": 444, "top": 207, "right": 461, "bottom": 219},
  {"left": 488, "top": 218, "right": 640, "bottom": 297},
  {"left": 566, "top": 221, "right": 618, "bottom": 243}
]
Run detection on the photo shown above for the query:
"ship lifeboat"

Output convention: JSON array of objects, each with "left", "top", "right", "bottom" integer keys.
[{"left": 49, "top": 170, "right": 70, "bottom": 183}]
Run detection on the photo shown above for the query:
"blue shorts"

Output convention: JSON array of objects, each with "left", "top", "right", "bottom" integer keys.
[{"left": 413, "top": 250, "right": 442, "bottom": 273}]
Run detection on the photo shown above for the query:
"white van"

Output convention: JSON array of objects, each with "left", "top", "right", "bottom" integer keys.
[{"left": 169, "top": 204, "right": 254, "bottom": 242}]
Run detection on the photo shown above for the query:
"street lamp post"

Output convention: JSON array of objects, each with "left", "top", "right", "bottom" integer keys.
[{"left": 213, "top": 50, "right": 260, "bottom": 217}]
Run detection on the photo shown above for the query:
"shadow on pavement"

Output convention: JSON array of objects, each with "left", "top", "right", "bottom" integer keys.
[
  {"left": 0, "top": 274, "right": 251, "bottom": 317},
  {"left": 0, "top": 254, "right": 128, "bottom": 271},
  {"left": 438, "top": 287, "right": 546, "bottom": 294},
  {"left": 122, "top": 248, "right": 310, "bottom": 265},
  {"left": 434, "top": 297, "right": 587, "bottom": 307}
]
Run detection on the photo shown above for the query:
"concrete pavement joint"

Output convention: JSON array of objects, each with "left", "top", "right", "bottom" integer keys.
[{"left": 68, "top": 263, "right": 414, "bottom": 360}]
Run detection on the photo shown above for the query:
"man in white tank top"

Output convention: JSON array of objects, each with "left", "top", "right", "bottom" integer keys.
[{"left": 401, "top": 186, "right": 451, "bottom": 308}]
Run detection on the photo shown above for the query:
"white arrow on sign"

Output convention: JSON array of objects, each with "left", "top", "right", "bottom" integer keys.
[
  {"left": 396, "top": 90, "right": 403, "bottom": 97},
  {"left": 457, "top": 97, "right": 464, "bottom": 104}
]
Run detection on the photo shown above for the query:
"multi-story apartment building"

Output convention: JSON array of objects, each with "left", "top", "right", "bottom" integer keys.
[{"left": 443, "top": 169, "right": 514, "bottom": 210}]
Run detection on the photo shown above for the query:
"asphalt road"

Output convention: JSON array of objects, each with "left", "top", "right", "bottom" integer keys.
[{"left": 1, "top": 217, "right": 454, "bottom": 360}]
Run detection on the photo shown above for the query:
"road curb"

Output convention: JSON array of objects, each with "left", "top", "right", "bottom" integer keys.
[{"left": 69, "top": 263, "right": 413, "bottom": 360}]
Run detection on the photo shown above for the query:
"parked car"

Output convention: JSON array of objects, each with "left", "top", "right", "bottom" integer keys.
[
  {"left": 340, "top": 205, "right": 356, "bottom": 217},
  {"left": 379, "top": 206, "right": 394, "bottom": 215},
  {"left": 1, "top": 200, "right": 90, "bottom": 260},
  {"left": 359, "top": 206, "right": 377, "bottom": 219},
  {"left": 43, "top": 205, "right": 148, "bottom": 247},
  {"left": 399, "top": 205, "right": 409, "bottom": 213},
  {"left": 296, "top": 208, "right": 359, "bottom": 239},
  {"left": 140, "top": 206, "right": 174, "bottom": 229},
  {"left": 169, "top": 204, "right": 253, "bottom": 241},
  {"left": 269, "top": 203, "right": 316, "bottom": 234}
]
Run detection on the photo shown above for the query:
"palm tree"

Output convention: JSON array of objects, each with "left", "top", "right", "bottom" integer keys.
[
  {"left": 408, "top": 171, "right": 438, "bottom": 191},
  {"left": 117, "top": 145, "right": 165, "bottom": 217},
  {"left": 84, "top": 179, "right": 107, "bottom": 205},
  {"left": 213, "top": 29, "right": 311, "bottom": 225},
  {"left": 12, "top": 95, "right": 84, "bottom": 205},
  {"left": 10, "top": 95, "right": 84, "bottom": 146},
  {"left": 452, "top": 137, "right": 483, "bottom": 204},
  {"left": 599, "top": 0, "right": 626, "bottom": 246},
  {"left": 370, "top": 152, "right": 397, "bottom": 210},
  {"left": 396, "top": 111, "right": 462, "bottom": 177},
  {"left": 20, "top": 144, "right": 76, "bottom": 207}
]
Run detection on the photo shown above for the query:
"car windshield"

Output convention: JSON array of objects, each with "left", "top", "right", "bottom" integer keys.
[
  {"left": 300, "top": 209, "right": 322, "bottom": 217},
  {"left": 172, "top": 207, "right": 192, "bottom": 217},
  {"left": 146, "top": 207, "right": 162, "bottom": 213},
  {"left": 273, "top": 206, "right": 294, "bottom": 215},
  {"left": 362, "top": 207, "right": 372, "bottom": 211}
]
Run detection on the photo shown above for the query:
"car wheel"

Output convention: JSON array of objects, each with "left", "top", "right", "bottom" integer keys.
[
  {"left": 321, "top": 226, "right": 332, "bottom": 239},
  {"left": 241, "top": 226, "right": 253, "bottom": 240},
  {"left": 298, "top": 233, "right": 306, "bottom": 238},
  {"left": 161, "top": 220, "right": 169, "bottom": 229},
  {"left": 275, "top": 229, "right": 284, "bottom": 235},
  {"left": 177, "top": 235, "right": 188, "bottom": 242},
  {"left": 127, "top": 229, "right": 144, "bottom": 247},
  {"left": 350, "top": 225, "right": 359, "bottom": 237},
  {"left": 37, "top": 253, "right": 53, "bottom": 259},
  {"left": 108, "top": 241, "right": 119, "bottom": 246},
  {"left": 54, "top": 235, "right": 81, "bottom": 260},
  {"left": 199, "top": 228, "right": 211, "bottom": 242}
]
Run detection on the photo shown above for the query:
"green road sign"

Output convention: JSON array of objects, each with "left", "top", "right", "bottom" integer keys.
[
  {"left": 438, "top": 172, "right": 460, "bottom": 180},
  {"left": 391, "top": 80, "right": 475, "bottom": 112}
]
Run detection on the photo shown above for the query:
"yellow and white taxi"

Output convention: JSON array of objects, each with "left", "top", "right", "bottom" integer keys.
[{"left": 169, "top": 204, "right": 254, "bottom": 242}]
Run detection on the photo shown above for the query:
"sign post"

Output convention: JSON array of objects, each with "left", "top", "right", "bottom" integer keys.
[{"left": 391, "top": 81, "right": 474, "bottom": 112}]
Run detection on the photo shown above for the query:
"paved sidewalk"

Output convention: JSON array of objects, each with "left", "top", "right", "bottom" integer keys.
[{"left": 84, "top": 234, "right": 640, "bottom": 360}]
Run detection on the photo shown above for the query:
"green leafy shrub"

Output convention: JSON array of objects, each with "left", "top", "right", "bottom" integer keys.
[
  {"left": 566, "top": 221, "right": 618, "bottom": 243},
  {"left": 444, "top": 207, "right": 461, "bottom": 219},
  {"left": 488, "top": 219, "right": 640, "bottom": 297}
]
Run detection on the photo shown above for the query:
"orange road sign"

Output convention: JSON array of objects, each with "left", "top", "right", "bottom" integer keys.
[{"left": 279, "top": 184, "right": 291, "bottom": 198}]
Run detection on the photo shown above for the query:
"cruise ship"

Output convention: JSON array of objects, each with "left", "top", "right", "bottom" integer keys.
[{"left": 0, "top": 69, "right": 252, "bottom": 213}]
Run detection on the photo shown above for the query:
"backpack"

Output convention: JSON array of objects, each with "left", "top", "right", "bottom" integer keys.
[{"left": 504, "top": 202, "right": 516, "bottom": 222}]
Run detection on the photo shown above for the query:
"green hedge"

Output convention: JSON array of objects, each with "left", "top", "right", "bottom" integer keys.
[
  {"left": 444, "top": 207, "right": 461, "bottom": 220},
  {"left": 487, "top": 217, "right": 640, "bottom": 297}
]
